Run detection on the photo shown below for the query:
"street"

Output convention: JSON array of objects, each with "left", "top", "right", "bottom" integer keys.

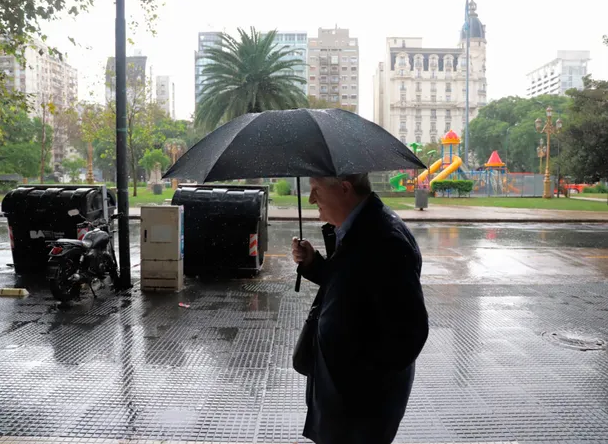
[{"left": 0, "top": 220, "right": 607, "bottom": 443}]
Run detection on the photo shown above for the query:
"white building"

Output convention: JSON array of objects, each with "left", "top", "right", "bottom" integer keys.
[
  {"left": 0, "top": 38, "right": 78, "bottom": 168},
  {"left": 105, "top": 55, "right": 147, "bottom": 103},
  {"left": 373, "top": 1, "right": 487, "bottom": 145},
  {"left": 526, "top": 50, "right": 591, "bottom": 98},
  {"left": 156, "top": 75, "right": 175, "bottom": 119},
  {"left": 265, "top": 31, "right": 308, "bottom": 95},
  {"left": 195, "top": 31, "right": 222, "bottom": 105},
  {"left": 308, "top": 27, "right": 360, "bottom": 113}
]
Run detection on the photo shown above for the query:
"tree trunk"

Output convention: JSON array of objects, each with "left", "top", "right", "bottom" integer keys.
[
  {"left": 132, "top": 164, "right": 138, "bottom": 197},
  {"left": 40, "top": 102, "right": 47, "bottom": 184}
]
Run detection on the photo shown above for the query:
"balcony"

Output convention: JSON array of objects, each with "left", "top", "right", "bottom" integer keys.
[
  {"left": 320, "top": 58, "right": 328, "bottom": 65},
  {"left": 330, "top": 78, "right": 340, "bottom": 84}
]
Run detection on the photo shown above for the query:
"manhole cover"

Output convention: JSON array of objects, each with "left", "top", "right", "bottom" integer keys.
[
  {"left": 541, "top": 331, "right": 606, "bottom": 351},
  {"left": 242, "top": 282, "right": 290, "bottom": 293}
]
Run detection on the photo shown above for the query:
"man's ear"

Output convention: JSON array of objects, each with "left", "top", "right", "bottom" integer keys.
[{"left": 341, "top": 180, "right": 354, "bottom": 195}]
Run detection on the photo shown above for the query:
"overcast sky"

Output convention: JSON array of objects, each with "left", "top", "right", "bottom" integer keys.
[{"left": 43, "top": 0, "right": 607, "bottom": 121}]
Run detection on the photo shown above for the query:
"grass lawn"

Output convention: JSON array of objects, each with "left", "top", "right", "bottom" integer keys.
[
  {"left": 269, "top": 194, "right": 414, "bottom": 210},
  {"left": 429, "top": 197, "right": 608, "bottom": 211},
  {"left": 128, "top": 187, "right": 174, "bottom": 206}
]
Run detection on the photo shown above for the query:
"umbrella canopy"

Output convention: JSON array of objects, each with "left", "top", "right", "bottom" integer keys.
[{"left": 163, "top": 108, "right": 426, "bottom": 182}]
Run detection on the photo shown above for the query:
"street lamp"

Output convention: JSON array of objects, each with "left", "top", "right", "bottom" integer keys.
[
  {"left": 86, "top": 142, "right": 95, "bottom": 184},
  {"left": 537, "top": 138, "right": 546, "bottom": 175},
  {"left": 505, "top": 123, "right": 519, "bottom": 169},
  {"left": 534, "top": 106, "right": 563, "bottom": 199},
  {"left": 170, "top": 142, "right": 179, "bottom": 190}
]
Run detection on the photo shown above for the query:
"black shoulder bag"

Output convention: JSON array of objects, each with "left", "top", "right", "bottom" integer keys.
[{"left": 293, "top": 291, "right": 322, "bottom": 376}]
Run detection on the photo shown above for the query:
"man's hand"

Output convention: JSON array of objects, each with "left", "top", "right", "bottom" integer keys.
[{"left": 292, "top": 237, "right": 315, "bottom": 267}]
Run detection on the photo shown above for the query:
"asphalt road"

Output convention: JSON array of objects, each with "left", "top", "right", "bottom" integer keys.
[{"left": 0, "top": 221, "right": 606, "bottom": 443}]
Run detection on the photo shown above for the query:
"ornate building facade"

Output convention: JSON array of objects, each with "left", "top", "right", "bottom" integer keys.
[{"left": 373, "top": 1, "right": 487, "bottom": 145}]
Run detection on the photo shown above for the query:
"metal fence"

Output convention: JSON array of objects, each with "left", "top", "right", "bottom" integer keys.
[{"left": 467, "top": 172, "right": 555, "bottom": 197}]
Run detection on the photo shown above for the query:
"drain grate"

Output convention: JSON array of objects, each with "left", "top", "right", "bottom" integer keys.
[
  {"left": 242, "top": 282, "right": 290, "bottom": 293},
  {"left": 541, "top": 331, "right": 606, "bottom": 351}
]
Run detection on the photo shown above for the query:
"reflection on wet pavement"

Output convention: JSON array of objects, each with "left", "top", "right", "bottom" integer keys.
[{"left": 0, "top": 220, "right": 606, "bottom": 443}]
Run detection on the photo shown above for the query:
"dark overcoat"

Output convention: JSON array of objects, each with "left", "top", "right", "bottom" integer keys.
[{"left": 298, "top": 193, "right": 429, "bottom": 444}]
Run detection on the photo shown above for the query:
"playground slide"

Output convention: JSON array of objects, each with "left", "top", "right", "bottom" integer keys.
[
  {"left": 389, "top": 173, "right": 409, "bottom": 191},
  {"left": 430, "top": 156, "right": 463, "bottom": 184},
  {"left": 417, "top": 159, "right": 442, "bottom": 183}
]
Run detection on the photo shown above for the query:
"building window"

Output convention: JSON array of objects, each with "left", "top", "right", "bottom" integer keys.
[
  {"left": 309, "top": 76, "right": 316, "bottom": 81},
  {"left": 431, "top": 82, "right": 437, "bottom": 92},
  {"left": 331, "top": 56, "right": 339, "bottom": 64},
  {"left": 350, "top": 94, "right": 357, "bottom": 99},
  {"left": 351, "top": 75, "right": 357, "bottom": 81},
  {"left": 351, "top": 67, "right": 357, "bottom": 72},
  {"left": 342, "top": 66, "right": 348, "bottom": 71},
  {"left": 400, "top": 93, "right": 406, "bottom": 101},
  {"left": 351, "top": 85, "right": 357, "bottom": 90},
  {"left": 399, "top": 57, "right": 406, "bottom": 67},
  {"left": 431, "top": 122, "right": 436, "bottom": 131},
  {"left": 342, "top": 85, "right": 348, "bottom": 90},
  {"left": 416, "top": 95, "right": 421, "bottom": 102},
  {"left": 350, "top": 57, "right": 358, "bottom": 64},
  {"left": 416, "top": 109, "right": 422, "bottom": 117},
  {"left": 431, "top": 109, "right": 436, "bottom": 118},
  {"left": 400, "top": 136, "right": 406, "bottom": 144},
  {"left": 330, "top": 94, "right": 339, "bottom": 102},
  {"left": 341, "top": 75, "right": 348, "bottom": 81},
  {"left": 431, "top": 136, "right": 437, "bottom": 143},
  {"left": 416, "top": 82, "right": 422, "bottom": 92},
  {"left": 446, "top": 82, "right": 452, "bottom": 92},
  {"left": 416, "top": 136, "right": 421, "bottom": 143},
  {"left": 446, "top": 95, "right": 451, "bottom": 102},
  {"left": 399, "top": 121, "right": 407, "bottom": 131},
  {"left": 445, "top": 122, "right": 451, "bottom": 132},
  {"left": 310, "top": 66, "right": 316, "bottom": 71},
  {"left": 446, "top": 110, "right": 451, "bottom": 118},
  {"left": 342, "top": 57, "right": 348, "bottom": 63},
  {"left": 431, "top": 95, "right": 436, "bottom": 102},
  {"left": 416, "top": 122, "right": 421, "bottom": 131},
  {"left": 400, "top": 81, "right": 406, "bottom": 91},
  {"left": 342, "top": 94, "right": 348, "bottom": 100},
  {"left": 310, "top": 85, "right": 316, "bottom": 90},
  {"left": 320, "top": 76, "right": 327, "bottom": 82},
  {"left": 415, "top": 70, "right": 421, "bottom": 78},
  {"left": 399, "top": 69, "right": 405, "bottom": 76}
]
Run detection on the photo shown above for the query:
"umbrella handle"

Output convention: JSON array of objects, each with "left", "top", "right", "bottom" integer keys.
[{"left": 295, "top": 177, "right": 303, "bottom": 293}]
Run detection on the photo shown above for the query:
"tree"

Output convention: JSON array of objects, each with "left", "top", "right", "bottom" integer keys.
[
  {"left": 561, "top": 76, "right": 608, "bottom": 182},
  {"left": 63, "top": 157, "right": 86, "bottom": 183},
  {"left": 307, "top": 96, "right": 357, "bottom": 112},
  {"left": 469, "top": 95, "right": 571, "bottom": 172},
  {"left": 139, "top": 148, "right": 170, "bottom": 175},
  {"left": 0, "top": 104, "right": 53, "bottom": 179},
  {"left": 195, "top": 27, "right": 308, "bottom": 131}
]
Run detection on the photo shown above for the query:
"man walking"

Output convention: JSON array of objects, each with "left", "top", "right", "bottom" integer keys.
[{"left": 292, "top": 174, "right": 429, "bottom": 444}]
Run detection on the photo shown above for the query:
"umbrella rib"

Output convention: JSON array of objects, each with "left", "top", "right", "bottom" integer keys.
[{"left": 306, "top": 109, "right": 338, "bottom": 176}]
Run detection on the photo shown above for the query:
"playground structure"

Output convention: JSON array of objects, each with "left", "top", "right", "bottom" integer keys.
[{"left": 388, "top": 129, "right": 554, "bottom": 197}]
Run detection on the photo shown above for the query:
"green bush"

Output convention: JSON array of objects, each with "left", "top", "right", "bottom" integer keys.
[
  {"left": 275, "top": 179, "right": 292, "bottom": 196},
  {"left": 268, "top": 183, "right": 275, "bottom": 193},
  {"left": 431, "top": 180, "right": 474, "bottom": 197},
  {"left": 583, "top": 183, "right": 608, "bottom": 194}
]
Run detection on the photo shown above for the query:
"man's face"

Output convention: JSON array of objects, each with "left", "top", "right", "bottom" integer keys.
[{"left": 309, "top": 177, "right": 349, "bottom": 226}]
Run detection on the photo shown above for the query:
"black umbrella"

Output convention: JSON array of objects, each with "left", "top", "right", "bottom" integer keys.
[{"left": 164, "top": 108, "right": 426, "bottom": 290}]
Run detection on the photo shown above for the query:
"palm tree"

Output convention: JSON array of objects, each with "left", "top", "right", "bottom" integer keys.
[{"left": 196, "top": 27, "right": 308, "bottom": 131}]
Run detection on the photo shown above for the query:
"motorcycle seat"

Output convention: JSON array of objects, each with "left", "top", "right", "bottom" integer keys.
[{"left": 55, "top": 239, "right": 88, "bottom": 248}]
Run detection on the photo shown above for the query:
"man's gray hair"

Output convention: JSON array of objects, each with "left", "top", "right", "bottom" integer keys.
[{"left": 320, "top": 173, "right": 372, "bottom": 196}]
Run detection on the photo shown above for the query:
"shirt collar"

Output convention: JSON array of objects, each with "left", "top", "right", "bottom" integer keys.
[{"left": 335, "top": 195, "right": 369, "bottom": 246}]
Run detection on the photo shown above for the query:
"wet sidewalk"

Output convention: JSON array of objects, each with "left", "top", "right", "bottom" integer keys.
[{"left": 0, "top": 222, "right": 607, "bottom": 443}]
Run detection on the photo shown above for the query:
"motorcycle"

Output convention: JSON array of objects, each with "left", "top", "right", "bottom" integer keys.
[{"left": 47, "top": 209, "right": 120, "bottom": 303}]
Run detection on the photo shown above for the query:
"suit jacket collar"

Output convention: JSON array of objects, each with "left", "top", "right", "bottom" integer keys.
[{"left": 328, "top": 193, "right": 384, "bottom": 261}]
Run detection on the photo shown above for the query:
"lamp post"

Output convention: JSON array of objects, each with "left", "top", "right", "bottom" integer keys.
[
  {"left": 536, "top": 138, "right": 546, "bottom": 175},
  {"left": 535, "top": 106, "right": 563, "bottom": 199},
  {"left": 86, "top": 142, "right": 95, "bottom": 184},
  {"left": 505, "top": 123, "right": 518, "bottom": 170},
  {"left": 170, "top": 142, "right": 179, "bottom": 190}
]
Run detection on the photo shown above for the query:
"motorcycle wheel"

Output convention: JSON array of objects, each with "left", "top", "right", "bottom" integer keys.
[{"left": 49, "top": 260, "right": 81, "bottom": 303}]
